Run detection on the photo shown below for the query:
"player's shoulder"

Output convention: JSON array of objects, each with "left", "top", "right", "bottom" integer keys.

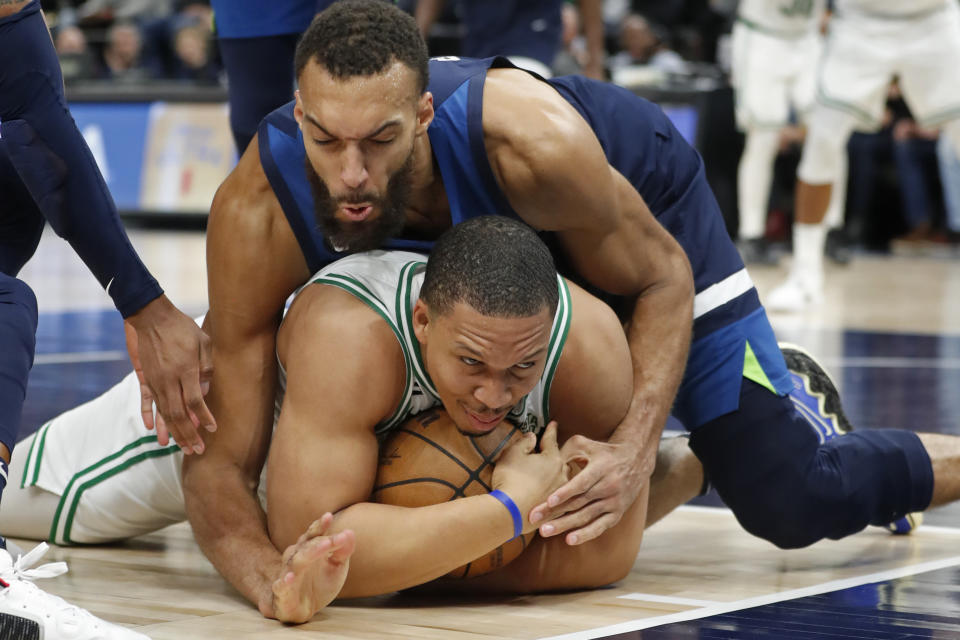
[
  {"left": 281, "top": 280, "right": 401, "bottom": 369},
  {"left": 210, "top": 132, "right": 283, "bottom": 237},
  {"left": 482, "top": 69, "right": 584, "bottom": 145}
]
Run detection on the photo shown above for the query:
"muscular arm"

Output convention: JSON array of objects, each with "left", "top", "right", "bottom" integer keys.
[
  {"left": 267, "top": 286, "right": 564, "bottom": 599},
  {"left": 485, "top": 71, "right": 693, "bottom": 541},
  {"left": 182, "top": 136, "right": 310, "bottom": 611}
]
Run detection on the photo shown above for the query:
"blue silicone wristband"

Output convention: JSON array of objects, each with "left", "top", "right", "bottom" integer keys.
[{"left": 489, "top": 489, "right": 523, "bottom": 540}]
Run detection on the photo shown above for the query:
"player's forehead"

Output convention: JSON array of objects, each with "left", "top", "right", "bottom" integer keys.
[
  {"left": 439, "top": 302, "right": 552, "bottom": 357},
  {"left": 299, "top": 59, "right": 420, "bottom": 117}
]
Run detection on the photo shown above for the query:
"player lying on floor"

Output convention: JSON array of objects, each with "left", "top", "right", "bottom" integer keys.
[{"left": 0, "top": 218, "right": 705, "bottom": 623}]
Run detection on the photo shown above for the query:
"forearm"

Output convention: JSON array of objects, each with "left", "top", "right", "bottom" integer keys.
[
  {"left": 616, "top": 251, "right": 693, "bottom": 459},
  {"left": 332, "top": 497, "right": 515, "bottom": 598},
  {"left": 184, "top": 464, "right": 280, "bottom": 608},
  {"left": 0, "top": 1, "right": 160, "bottom": 316},
  {"left": 185, "top": 337, "right": 279, "bottom": 607}
]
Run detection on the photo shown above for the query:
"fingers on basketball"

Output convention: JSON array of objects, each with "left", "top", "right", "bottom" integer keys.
[{"left": 372, "top": 409, "right": 536, "bottom": 578}]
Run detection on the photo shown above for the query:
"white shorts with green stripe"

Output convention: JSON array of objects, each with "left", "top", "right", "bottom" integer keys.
[
  {"left": 815, "top": 3, "right": 960, "bottom": 131},
  {"left": 18, "top": 371, "right": 186, "bottom": 546}
]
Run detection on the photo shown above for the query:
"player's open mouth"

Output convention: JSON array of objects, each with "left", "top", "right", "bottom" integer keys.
[
  {"left": 464, "top": 408, "right": 507, "bottom": 432},
  {"left": 340, "top": 204, "right": 373, "bottom": 221}
]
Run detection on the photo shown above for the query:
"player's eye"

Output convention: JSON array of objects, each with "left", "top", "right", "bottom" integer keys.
[
  {"left": 461, "top": 357, "right": 480, "bottom": 366},
  {"left": 370, "top": 138, "right": 395, "bottom": 145},
  {"left": 312, "top": 138, "right": 334, "bottom": 146}
]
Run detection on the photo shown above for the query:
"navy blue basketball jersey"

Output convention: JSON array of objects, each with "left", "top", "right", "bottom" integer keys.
[
  {"left": 259, "top": 56, "right": 742, "bottom": 293},
  {"left": 258, "top": 56, "right": 790, "bottom": 428}
]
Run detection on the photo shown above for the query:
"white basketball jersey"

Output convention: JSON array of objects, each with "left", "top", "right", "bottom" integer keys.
[
  {"left": 280, "top": 251, "right": 572, "bottom": 437},
  {"left": 834, "top": 0, "right": 948, "bottom": 18},
  {"left": 738, "top": 0, "right": 826, "bottom": 36}
]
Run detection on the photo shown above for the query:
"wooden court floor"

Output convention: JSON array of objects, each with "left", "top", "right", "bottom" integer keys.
[{"left": 13, "top": 228, "right": 960, "bottom": 638}]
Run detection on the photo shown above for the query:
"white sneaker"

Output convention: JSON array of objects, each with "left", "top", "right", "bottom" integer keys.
[
  {"left": 765, "top": 276, "right": 823, "bottom": 312},
  {"left": 0, "top": 543, "right": 150, "bottom": 639}
]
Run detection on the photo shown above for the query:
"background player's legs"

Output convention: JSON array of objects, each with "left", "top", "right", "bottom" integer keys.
[
  {"left": 823, "top": 152, "right": 850, "bottom": 263},
  {"left": 737, "top": 128, "right": 781, "bottom": 264},
  {"left": 767, "top": 107, "right": 858, "bottom": 311},
  {"left": 217, "top": 35, "right": 299, "bottom": 155}
]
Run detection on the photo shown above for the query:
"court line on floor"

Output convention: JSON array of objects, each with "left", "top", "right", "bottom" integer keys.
[
  {"left": 34, "top": 350, "right": 128, "bottom": 365},
  {"left": 822, "top": 356, "right": 960, "bottom": 369},
  {"left": 539, "top": 554, "right": 960, "bottom": 640}
]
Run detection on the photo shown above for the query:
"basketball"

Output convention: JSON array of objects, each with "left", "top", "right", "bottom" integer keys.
[{"left": 372, "top": 408, "right": 536, "bottom": 578}]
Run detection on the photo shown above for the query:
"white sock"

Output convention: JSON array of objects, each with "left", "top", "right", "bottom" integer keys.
[
  {"left": 738, "top": 128, "right": 780, "bottom": 240},
  {"left": 792, "top": 222, "right": 826, "bottom": 288}
]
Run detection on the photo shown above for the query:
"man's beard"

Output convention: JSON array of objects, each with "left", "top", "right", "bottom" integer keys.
[{"left": 306, "top": 154, "right": 412, "bottom": 253}]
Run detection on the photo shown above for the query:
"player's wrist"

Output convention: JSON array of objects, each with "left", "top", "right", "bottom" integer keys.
[
  {"left": 488, "top": 489, "right": 523, "bottom": 540},
  {"left": 126, "top": 294, "right": 175, "bottom": 331}
]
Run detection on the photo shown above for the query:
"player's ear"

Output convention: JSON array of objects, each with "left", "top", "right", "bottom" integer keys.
[
  {"left": 415, "top": 92, "right": 434, "bottom": 135},
  {"left": 294, "top": 89, "right": 304, "bottom": 127},
  {"left": 412, "top": 298, "right": 431, "bottom": 344}
]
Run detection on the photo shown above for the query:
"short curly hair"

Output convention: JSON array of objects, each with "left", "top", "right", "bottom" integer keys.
[
  {"left": 295, "top": 0, "right": 429, "bottom": 94},
  {"left": 421, "top": 217, "right": 559, "bottom": 319}
]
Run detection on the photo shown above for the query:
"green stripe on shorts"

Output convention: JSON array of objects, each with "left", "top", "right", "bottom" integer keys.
[{"left": 743, "top": 340, "right": 777, "bottom": 393}]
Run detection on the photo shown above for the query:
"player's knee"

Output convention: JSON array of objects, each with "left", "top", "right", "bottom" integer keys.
[
  {"left": 724, "top": 450, "right": 852, "bottom": 550},
  {"left": 742, "top": 128, "right": 780, "bottom": 160},
  {"left": 797, "top": 128, "right": 849, "bottom": 185}
]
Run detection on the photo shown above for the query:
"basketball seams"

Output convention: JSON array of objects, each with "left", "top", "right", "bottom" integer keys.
[
  {"left": 371, "top": 476, "right": 464, "bottom": 495},
  {"left": 375, "top": 411, "right": 533, "bottom": 578}
]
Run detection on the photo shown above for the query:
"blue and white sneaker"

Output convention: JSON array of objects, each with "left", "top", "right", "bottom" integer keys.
[{"left": 780, "top": 342, "right": 921, "bottom": 535}]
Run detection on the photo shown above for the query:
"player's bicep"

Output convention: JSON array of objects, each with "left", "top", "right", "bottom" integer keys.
[
  {"left": 265, "top": 293, "right": 398, "bottom": 550},
  {"left": 549, "top": 282, "right": 633, "bottom": 442},
  {"left": 558, "top": 168, "right": 688, "bottom": 297},
  {"left": 266, "top": 380, "right": 380, "bottom": 551},
  {"left": 206, "top": 135, "right": 309, "bottom": 342}
]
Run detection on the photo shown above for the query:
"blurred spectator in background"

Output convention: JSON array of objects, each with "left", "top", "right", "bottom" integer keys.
[
  {"left": 630, "top": 0, "right": 728, "bottom": 64},
  {"left": 608, "top": 13, "right": 686, "bottom": 75},
  {"left": 889, "top": 101, "right": 944, "bottom": 251},
  {"left": 54, "top": 24, "right": 98, "bottom": 81},
  {"left": 171, "top": 21, "right": 219, "bottom": 83},
  {"left": 552, "top": 3, "right": 589, "bottom": 76},
  {"left": 414, "top": 0, "right": 606, "bottom": 79},
  {"left": 99, "top": 20, "right": 153, "bottom": 81},
  {"left": 76, "top": 0, "right": 173, "bottom": 25}
]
